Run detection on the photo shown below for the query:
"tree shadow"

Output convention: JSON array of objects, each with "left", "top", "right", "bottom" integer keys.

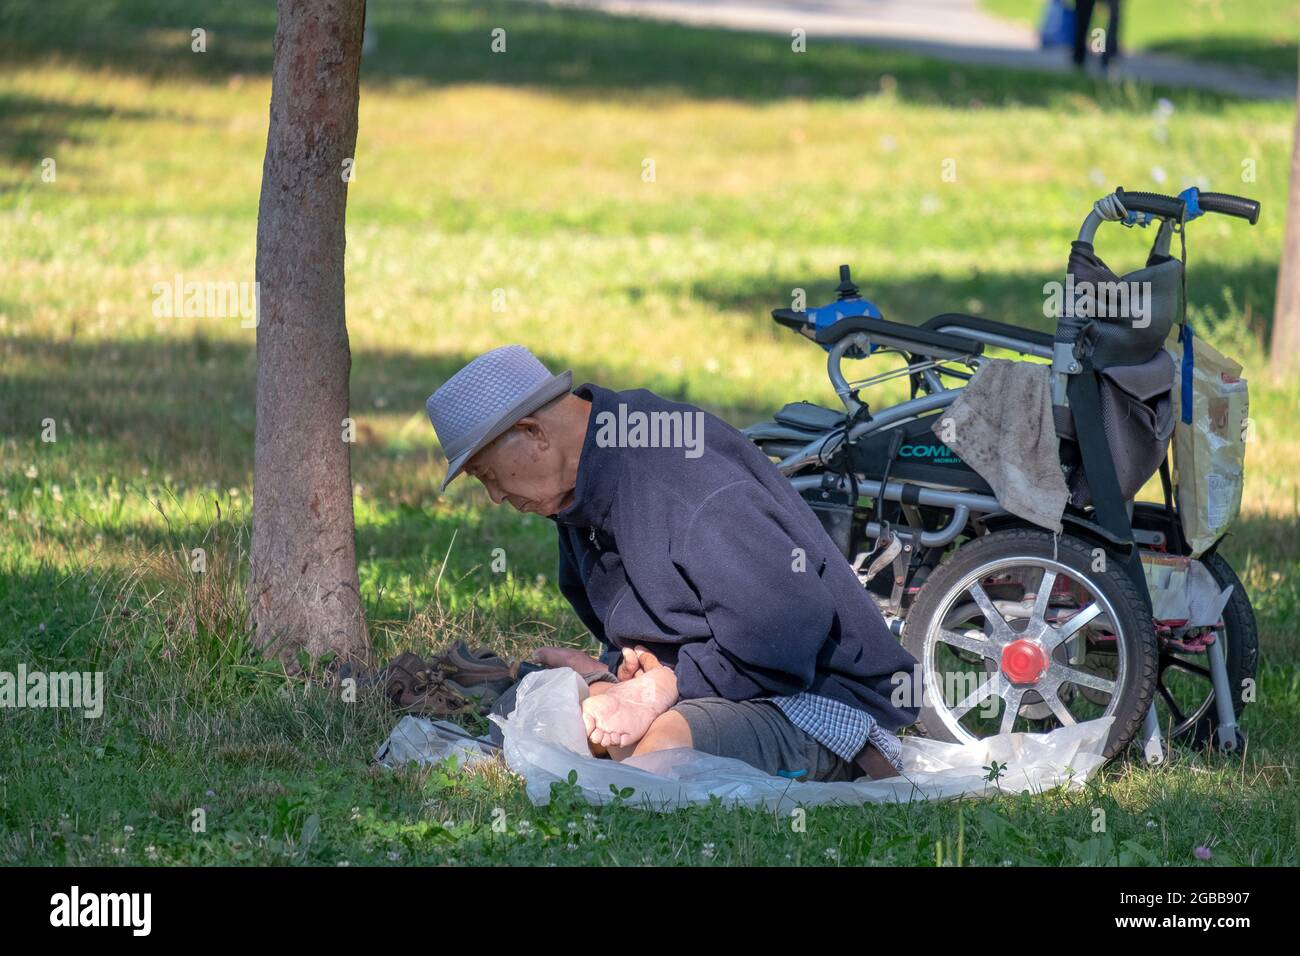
[
  {"left": 0, "top": 561, "right": 106, "bottom": 661},
  {"left": 0, "top": 92, "right": 161, "bottom": 177},
  {"left": 0, "top": 331, "right": 780, "bottom": 493},
  {"left": 0, "top": 0, "right": 1254, "bottom": 112},
  {"left": 1146, "top": 37, "right": 1298, "bottom": 82},
  {"left": 0, "top": 250, "right": 1276, "bottom": 491},
  {"left": 671, "top": 257, "right": 1281, "bottom": 345}
]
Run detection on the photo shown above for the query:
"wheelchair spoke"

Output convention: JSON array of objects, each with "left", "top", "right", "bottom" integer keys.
[
  {"left": 1157, "top": 681, "right": 1188, "bottom": 726},
  {"left": 1040, "top": 685, "right": 1077, "bottom": 726},
  {"left": 936, "top": 627, "right": 998, "bottom": 659},
  {"left": 968, "top": 583, "right": 1013, "bottom": 638},
  {"left": 1000, "top": 688, "right": 1023, "bottom": 735},
  {"left": 1058, "top": 665, "right": 1117, "bottom": 695},
  {"left": 951, "top": 674, "right": 1005, "bottom": 720},
  {"left": 1163, "top": 656, "right": 1212, "bottom": 681},
  {"left": 1029, "top": 569, "right": 1057, "bottom": 625},
  {"left": 1045, "top": 601, "right": 1103, "bottom": 649}
]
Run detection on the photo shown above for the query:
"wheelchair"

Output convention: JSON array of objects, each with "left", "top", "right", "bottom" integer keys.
[{"left": 745, "top": 187, "right": 1261, "bottom": 761}]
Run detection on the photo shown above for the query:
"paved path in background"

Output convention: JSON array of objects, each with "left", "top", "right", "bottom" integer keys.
[{"left": 534, "top": 0, "right": 1295, "bottom": 100}]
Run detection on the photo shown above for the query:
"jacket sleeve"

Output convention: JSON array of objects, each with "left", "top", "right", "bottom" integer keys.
[
  {"left": 670, "top": 483, "right": 837, "bottom": 701},
  {"left": 556, "top": 527, "right": 618, "bottom": 673}
]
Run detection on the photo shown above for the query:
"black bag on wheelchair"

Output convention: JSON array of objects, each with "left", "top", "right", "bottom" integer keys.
[{"left": 1053, "top": 237, "right": 1181, "bottom": 507}]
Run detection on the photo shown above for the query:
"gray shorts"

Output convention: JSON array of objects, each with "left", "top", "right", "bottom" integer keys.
[{"left": 673, "top": 697, "right": 858, "bottom": 782}]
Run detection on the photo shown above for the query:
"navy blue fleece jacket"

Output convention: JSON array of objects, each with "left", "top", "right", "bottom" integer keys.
[{"left": 552, "top": 383, "right": 919, "bottom": 732}]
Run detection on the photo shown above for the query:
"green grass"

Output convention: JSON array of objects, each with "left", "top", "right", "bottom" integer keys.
[
  {"left": 1, "top": 0, "right": 1298, "bottom": 866},
  {"left": 983, "top": 0, "right": 1300, "bottom": 78}
]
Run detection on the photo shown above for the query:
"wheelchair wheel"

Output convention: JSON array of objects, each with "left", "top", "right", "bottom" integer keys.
[{"left": 903, "top": 527, "right": 1158, "bottom": 760}]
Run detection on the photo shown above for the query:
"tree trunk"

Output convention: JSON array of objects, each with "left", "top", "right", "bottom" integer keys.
[
  {"left": 249, "top": 0, "right": 370, "bottom": 669},
  {"left": 1271, "top": 52, "right": 1300, "bottom": 377}
]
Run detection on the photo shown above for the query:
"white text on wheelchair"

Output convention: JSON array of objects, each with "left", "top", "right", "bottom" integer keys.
[
  {"left": 595, "top": 404, "right": 706, "bottom": 458},
  {"left": 1042, "top": 277, "right": 1153, "bottom": 327}
]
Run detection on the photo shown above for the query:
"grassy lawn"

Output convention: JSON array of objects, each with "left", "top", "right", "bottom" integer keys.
[
  {"left": 982, "top": 0, "right": 1300, "bottom": 78},
  {"left": 1, "top": 0, "right": 1297, "bottom": 866}
]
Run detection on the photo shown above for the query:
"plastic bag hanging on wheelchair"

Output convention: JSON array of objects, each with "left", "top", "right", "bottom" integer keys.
[{"left": 1166, "top": 326, "right": 1248, "bottom": 557}]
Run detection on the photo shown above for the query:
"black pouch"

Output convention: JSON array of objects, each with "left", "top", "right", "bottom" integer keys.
[{"left": 1057, "top": 349, "right": 1175, "bottom": 507}]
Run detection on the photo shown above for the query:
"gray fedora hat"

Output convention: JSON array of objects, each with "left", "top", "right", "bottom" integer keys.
[{"left": 426, "top": 345, "right": 573, "bottom": 491}]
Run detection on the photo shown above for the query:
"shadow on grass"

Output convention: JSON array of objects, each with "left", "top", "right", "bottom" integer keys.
[
  {"left": 0, "top": 0, "right": 1254, "bottom": 112},
  {"left": 677, "top": 257, "right": 1281, "bottom": 344},
  {"left": 0, "top": 332, "right": 785, "bottom": 492},
  {"left": 0, "top": 561, "right": 105, "bottom": 661},
  {"left": 0, "top": 92, "right": 161, "bottom": 169},
  {"left": 0, "top": 253, "right": 1277, "bottom": 489},
  {"left": 1147, "top": 37, "right": 1299, "bottom": 82}
]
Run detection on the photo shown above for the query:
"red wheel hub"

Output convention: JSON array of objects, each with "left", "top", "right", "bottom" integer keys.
[{"left": 1001, "top": 639, "right": 1048, "bottom": 684}]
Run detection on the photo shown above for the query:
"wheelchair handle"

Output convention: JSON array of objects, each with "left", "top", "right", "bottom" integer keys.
[
  {"left": 1197, "top": 191, "right": 1261, "bottom": 225},
  {"left": 1113, "top": 187, "right": 1186, "bottom": 220},
  {"left": 1078, "top": 187, "right": 1261, "bottom": 244}
]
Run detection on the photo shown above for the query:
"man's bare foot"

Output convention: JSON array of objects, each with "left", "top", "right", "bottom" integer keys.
[
  {"left": 581, "top": 652, "right": 677, "bottom": 750},
  {"left": 615, "top": 645, "right": 660, "bottom": 681},
  {"left": 531, "top": 646, "right": 607, "bottom": 678}
]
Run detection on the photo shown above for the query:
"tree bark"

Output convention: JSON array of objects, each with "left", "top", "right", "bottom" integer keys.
[
  {"left": 249, "top": 0, "right": 370, "bottom": 668},
  {"left": 1271, "top": 52, "right": 1300, "bottom": 377}
]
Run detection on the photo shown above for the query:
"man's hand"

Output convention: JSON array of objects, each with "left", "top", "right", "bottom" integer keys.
[
  {"left": 581, "top": 650, "right": 677, "bottom": 750},
  {"left": 531, "top": 646, "right": 608, "bottom": 678}
]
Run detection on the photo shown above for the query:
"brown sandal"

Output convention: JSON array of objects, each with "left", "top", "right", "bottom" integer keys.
[
  {"left": 427, "top": 641, "right": 522, "bottom": 709},
  {"left": 371, "top": 652, "right": 480, "bottom": 717}
]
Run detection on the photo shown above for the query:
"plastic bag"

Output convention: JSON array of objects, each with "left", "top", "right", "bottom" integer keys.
[
  {"left": 1141, "top": 552, "right": 1234, "bottom": 627},
  {"left": 375, "top": 716, "right": 497, "bottom": 769},
  {"left": 1166, "top": 326, "right": 1248, "bottom": 557},
  {"left": 491, "top": 669, "right": 1112, "bottom": 811}
]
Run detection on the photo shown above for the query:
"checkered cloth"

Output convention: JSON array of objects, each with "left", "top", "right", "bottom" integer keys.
[{"left": 769, "top": 693, "right": 904, "bottom": 771}]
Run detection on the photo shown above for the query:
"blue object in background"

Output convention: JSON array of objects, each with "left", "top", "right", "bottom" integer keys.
[
  {"left": 807, "top": 294, "right": 884, "bottom": 355},
  {"left": 1039, "top": 0, "right": 1076, "bottom": 49}
]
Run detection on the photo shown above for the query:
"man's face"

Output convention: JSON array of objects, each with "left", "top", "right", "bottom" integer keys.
[{"left": 463, "top": 418, "right": 573, "bottom": 516}]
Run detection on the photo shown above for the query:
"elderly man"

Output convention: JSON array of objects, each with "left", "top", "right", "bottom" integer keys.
[{"left": 426, "top": 345, "right": 918, "bottom": 780}]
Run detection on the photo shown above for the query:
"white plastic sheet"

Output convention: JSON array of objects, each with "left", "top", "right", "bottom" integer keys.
[
  {"left": 491, "top": 669, "right": 1113, "bottom": 811},
  {"left": 375, "top": 715, "right": 497, "bottom": 769}
]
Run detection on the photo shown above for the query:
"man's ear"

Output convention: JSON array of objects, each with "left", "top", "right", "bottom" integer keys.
[{"left": 514, "top": 415, "right": 548, "bottom": 447}]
